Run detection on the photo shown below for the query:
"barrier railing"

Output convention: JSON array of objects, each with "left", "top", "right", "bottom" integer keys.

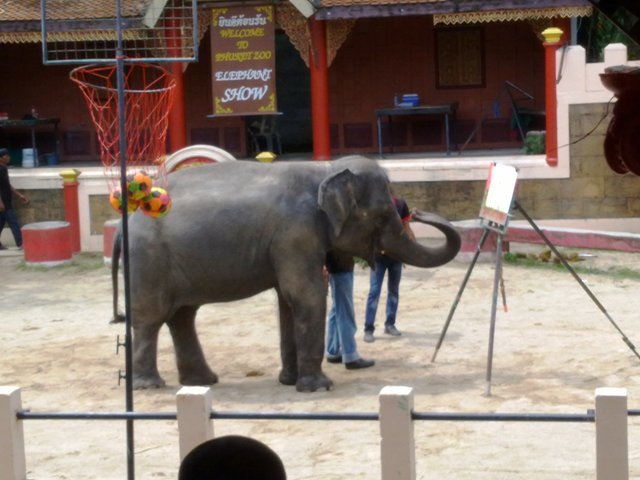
[{"left": 0, "top": 385, "right": 631, "bottom": 479}]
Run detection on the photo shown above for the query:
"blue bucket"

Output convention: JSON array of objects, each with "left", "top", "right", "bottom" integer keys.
[{"left": 44, "top": 153, "right": 59, "bottom": 166}]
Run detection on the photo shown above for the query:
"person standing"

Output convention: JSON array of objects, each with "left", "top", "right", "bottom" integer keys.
[
  {"left": 363, "top": 196, "right": 414, "bottom": 343},
  {"left": 0, "top": 148, "right": 29, "bottom": 250},
  {"left": 325, "top": 252, "right": 375, "bottom": 369}
]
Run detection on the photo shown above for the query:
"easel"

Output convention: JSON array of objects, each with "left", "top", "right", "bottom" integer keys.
[
  {"left": 458, "top": 81, "right": 542, "bottom": 154},
  {"left": 431, "top": 163, "right": 640, "bottom": 397}
]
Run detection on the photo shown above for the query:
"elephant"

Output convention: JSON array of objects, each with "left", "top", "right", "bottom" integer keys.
[{"left": 111, "top": 155, "right": 461, "bottom": 392}]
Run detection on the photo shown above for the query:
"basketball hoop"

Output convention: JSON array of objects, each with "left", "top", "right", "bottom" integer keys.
[
  {"left": 70, "top": 63, "right": 177, "bottom": 192},
  {"left": 49, "top": 3, "right": 199, "bottom": 476}
]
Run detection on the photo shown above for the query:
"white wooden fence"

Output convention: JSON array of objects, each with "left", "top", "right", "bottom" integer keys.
[{"left": 0, "top": 385, "right": 630, "bottom": 479}]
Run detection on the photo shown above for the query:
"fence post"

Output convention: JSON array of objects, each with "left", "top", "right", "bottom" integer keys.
[
  {"left": 379, "top": 386, "right": 415, "bottom": 480},
  {"left": 176, "top": 386, "right": 214, "bottom": 461},
  {"left": 595, "top": 387, "right": 628, "bottom": 480},
  {"left": 0, "top": 386, "right": 26, "bottom": 480}
]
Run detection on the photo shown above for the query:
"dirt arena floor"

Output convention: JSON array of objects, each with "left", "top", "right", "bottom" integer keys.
[{"left": 2, "top": 242, "right": 640, "bottom": 479}]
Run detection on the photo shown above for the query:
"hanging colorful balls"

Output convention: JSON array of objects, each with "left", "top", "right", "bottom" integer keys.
[
  {"left": 126, "top": 170, "right": 153, "bottom": 201},
  {"left": 141, "top": 187, "right": 172, "bottom": 218},
  {"left": 109, "top": 187, "right": 140, "bottom": 214}
]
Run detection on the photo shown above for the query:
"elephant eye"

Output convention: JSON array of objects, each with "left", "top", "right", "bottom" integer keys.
[{"left": 373, "top": 213, "right": 388, "bottom": 228}]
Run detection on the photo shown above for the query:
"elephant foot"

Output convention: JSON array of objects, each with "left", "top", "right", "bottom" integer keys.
[
  {"left": 133, "top": 373, "right": 166, "bottom": 390},
  {"left": 295, "top": 372, "right": 334, "bottom": 392},
  {"left": 278, "top": 369, "right": 298, "bottom": 386},
  {"left": 179, "top": 369, "right": 219, "bottom": 387}
]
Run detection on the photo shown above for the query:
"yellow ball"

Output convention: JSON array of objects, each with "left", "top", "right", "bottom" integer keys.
[
  {"left": 109, "top": 188, "right": 139, "bottom": 214},
  {"left": 141, "top": 187, "right": 171, "bottom": 218},
  {"left": 126, "top": 170, "right": 153, "bottom": 201}
]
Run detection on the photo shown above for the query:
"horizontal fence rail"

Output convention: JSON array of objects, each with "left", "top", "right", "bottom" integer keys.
[
  {"left": 17, "top": 409, "right": 605, "bottom": 422},
  {"left": 1, "top": 385, "right": 632, "bottom": 480}
]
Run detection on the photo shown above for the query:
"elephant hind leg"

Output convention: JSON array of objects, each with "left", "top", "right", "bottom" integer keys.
[
  {"left": 167, "top": 306, "right": 219, "bottom": 386},
  {"left": 276, "top": 292, "right": 297, "bottom": 386},
  {"left": 133, "top": 321, "right": 166, "bottom": 390}
]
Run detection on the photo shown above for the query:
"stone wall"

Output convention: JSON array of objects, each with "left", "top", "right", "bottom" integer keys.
[
  {"left": 7, "top": 102, "right": 640, "bottom": 249},
  {"left": 394, "top": 103, "right": 640, "bottom": 223},
  {"left": 8, "top": 183, "right": 116, "bottom": 249},
  {"left": 89, "top": 194, "right": 117, "bottom": 235},
  {"left": 13, "top": 189, "right": 64, "bottom": 226}
]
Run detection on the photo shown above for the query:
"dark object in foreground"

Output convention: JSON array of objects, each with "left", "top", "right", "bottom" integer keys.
[{"left": 178, "top": 435, "right": 286, "bottom": 480}]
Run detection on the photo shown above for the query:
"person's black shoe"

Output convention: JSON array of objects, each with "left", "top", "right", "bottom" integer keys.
[
  {"left": 0, "top": 244, "right": 7, "bottom": 250},
  {"left": 384, "top": 325, "right": 401, "bottom": 336},
  {"left": 345, "top": 358, "right": 375, "bottom": 370},
  {"left": 326, "top": 355, "right": 342, "bottom": 364}
]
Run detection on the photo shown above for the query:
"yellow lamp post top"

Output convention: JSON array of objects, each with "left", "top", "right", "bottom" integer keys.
[
  {"left": 541, "top": 27, "right": 563, "bottom": 44},
  {"left": 59, "top": 169, "right": 81, "bottom": 183},
  {"left": 256, "top": 151, "right": 277, "bottom": 163}
]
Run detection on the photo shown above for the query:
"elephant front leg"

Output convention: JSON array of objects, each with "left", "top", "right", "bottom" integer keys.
[
  {"left": 278, "top": 288, "right": 333, "bottom": 392},
  {"left": 167, "top": 306, "right": 219, "bottom": 386},
  {"left": 295, "top": 344, "right": 334, "bottom": 393}
]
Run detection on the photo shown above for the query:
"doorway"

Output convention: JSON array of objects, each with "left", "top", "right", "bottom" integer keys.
[{"left": 275, "top": 30, "right": 312, "bottom": 153}]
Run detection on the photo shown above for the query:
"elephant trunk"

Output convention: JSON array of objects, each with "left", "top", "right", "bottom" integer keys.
[{"left": 379, "top": 210, "right": 461, "bottom": 268}]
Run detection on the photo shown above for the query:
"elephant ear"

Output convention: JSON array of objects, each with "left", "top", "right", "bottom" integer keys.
[{"left": 318, "top": 168, "right": 357, "bottom": 237}]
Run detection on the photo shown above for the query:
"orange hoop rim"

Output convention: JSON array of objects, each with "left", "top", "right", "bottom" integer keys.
[{"left": 69, "top": 63, "right": 177, "bottom": 94}]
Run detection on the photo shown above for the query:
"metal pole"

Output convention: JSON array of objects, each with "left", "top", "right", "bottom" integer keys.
[
  {"left": 115, "top": 0, "right": 135, "bottom": 478},
  {"left": 432, "top": 228, "right": 490, "bottom": 362},
  {"left": 485, "top": 231, "right": 504, "bottom": 397},
  {"left": 514, "top": 201, "right": 640, "bottom": 361}
]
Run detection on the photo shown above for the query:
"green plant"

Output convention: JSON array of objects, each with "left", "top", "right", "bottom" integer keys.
[
  {"left": 17, "top": 253, "right": 104, "bottom": 273},
  {"left": 524, "top": 131, "right": 545, "bottom": 155},
  {"left": 503, "top": 251, "right": 640, "bottom": 280},
  {"left": 579, "top": 12, "right": 640, "bottom": 62}
]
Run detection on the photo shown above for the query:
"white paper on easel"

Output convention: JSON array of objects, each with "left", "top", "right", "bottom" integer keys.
[{"left": 479, "top": 163, "right": 518, "bottom": 226}]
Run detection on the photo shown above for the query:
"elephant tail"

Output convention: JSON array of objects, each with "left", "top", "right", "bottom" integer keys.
[{"left": 110, "top": 224, "right": 125, "bottom": 324}]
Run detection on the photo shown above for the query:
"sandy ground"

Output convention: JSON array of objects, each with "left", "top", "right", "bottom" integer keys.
[{"left": 2, "top": 243, "right": 640, "bottom": 479}]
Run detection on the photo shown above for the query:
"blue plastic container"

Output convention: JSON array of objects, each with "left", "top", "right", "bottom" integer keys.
[
  {"left": 402, "top": 94, "right": 419, "bottom": 107},
  {"left": 44, "top": 153, "right": 59, "bottom": 166}
]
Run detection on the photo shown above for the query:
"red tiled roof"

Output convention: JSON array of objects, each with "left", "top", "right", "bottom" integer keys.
[
  {"left": 314, "top": 0, "right": 591, "bottom": 20},
  {"left": 318, "top": 0, "right": 585, "bottom": 5},
  {"left": 320, "top": 0, "right": 445, "bottom": 5},
  {"left": 0, "top": 0, "right": 152, "bottom": 21}
]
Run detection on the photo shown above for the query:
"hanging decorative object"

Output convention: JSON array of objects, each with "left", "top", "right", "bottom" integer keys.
[{"left": 600, "top": 65, "right": 640, "bottom": 175}]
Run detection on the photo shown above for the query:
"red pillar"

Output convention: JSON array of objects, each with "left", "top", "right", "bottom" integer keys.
[
  {"left": 542, "top": 28, "right": 564, "bottom": 167},
  {"left": 59, "top": 169, "right": 81, "bottom": 253},
  {"left": 166, "top": 8, "right": 187, "bottom": 152},
  {"left": 309, "top": 17, "right": 331, "bottom": 161}
]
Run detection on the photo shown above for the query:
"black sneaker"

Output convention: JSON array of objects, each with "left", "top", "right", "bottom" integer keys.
[
  {"left": 384, "top": 325, "right": 401, "bottom": 336},
  {"left": 0, "top": 244, "right": 7, "bottom": 251},
  {"left": 345, "top": 358, "right": 375, "bottom": 370}
]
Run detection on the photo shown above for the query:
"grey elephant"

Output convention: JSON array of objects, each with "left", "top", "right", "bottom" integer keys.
[{"left": 112, "top": 156, "right": 461, "bottom": 392}]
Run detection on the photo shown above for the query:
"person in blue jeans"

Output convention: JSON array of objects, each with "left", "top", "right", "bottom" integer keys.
[
  {"left": 325, "top": 252, "right": 375, "bottom": 369},
  {"left": 0, "top": 148, "right": 29, "bottom": 250},
  {"left": 363, "top": 196, "right": 415, "bottom": 343}
]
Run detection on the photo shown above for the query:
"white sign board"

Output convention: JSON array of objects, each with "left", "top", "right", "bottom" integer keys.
[{"left": 479, "top": 163, "right": 518, "bottom": 226}]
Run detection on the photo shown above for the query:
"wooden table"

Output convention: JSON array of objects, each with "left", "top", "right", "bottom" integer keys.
[
  {"left": 376, "top": 103, "right": 458, "bottom": 157},
  {"left": 0, "top": 117, "right": 61, "bottom": 159}
]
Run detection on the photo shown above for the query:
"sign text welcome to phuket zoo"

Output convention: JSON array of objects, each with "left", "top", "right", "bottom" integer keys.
[{"left": 210, "top": 5, "right": 277, "bottom": 116}]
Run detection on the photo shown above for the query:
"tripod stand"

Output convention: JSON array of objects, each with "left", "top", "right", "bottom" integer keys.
[
  {"left": 458, "top": 81, "right": 544, "bottom": 154},
  {"left": 431, "top": 200, "right": 640, "bottom": 396}
]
